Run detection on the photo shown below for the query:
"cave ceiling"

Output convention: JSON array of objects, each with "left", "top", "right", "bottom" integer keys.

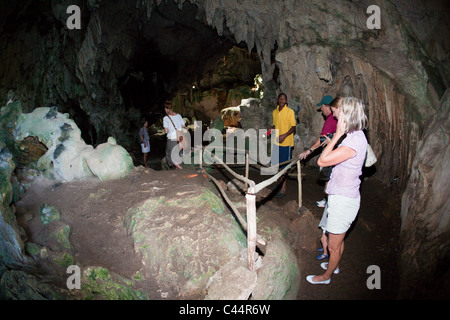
[
  {"left": 0, "top": 0, "right": 248, "bottom": 117},
  {"left": 0, "top": 0, "right": 448, "bottom": 180}
]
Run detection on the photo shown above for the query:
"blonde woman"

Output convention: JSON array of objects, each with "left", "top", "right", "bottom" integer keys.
[{"left": 306, "top": 97, "right": 368, "bottom": 285}]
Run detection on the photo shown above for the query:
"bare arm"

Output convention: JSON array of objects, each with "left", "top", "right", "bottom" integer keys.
[
  {"left": 317, "top": 110, "right": 355, "bottom": 167},
  {"left": 298, "top": 136, "right": 321, "bottom": 160},
  {"left": 278, "top": 125, "right": 296, "bottom": 143}
]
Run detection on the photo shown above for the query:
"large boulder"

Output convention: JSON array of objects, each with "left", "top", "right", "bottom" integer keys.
[
  {"left": 12, "top": 106, "right": 134, "bottom": 182},
  {"left": 124, "top": 187, "right": 247, "bottom": 298},
  {"left": 251, "top": 238, "right": 300, "bottom": 300}
]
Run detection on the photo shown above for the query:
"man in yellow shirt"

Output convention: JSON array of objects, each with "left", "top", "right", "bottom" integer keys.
[{"left": 271, "top": 93, "right": 296, "bottom": 197}]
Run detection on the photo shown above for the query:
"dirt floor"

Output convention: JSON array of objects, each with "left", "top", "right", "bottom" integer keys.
[
  {"left": 14, "top": 134, "right": 402, "bottom": 300},
  {"left": 139, "top": 134, "right": 403, "bottom": 299}
]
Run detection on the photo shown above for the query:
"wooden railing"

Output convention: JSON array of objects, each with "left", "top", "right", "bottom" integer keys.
[{"left": 197, "top": 146, "right": 303, "bottom": 271}]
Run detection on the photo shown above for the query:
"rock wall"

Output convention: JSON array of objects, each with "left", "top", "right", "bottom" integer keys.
[
  {"left": 197, "top": 0, "right": 444, "bottom": 186},
  {"left": 0, "top": 144, "right": 29, "bottom": 267},
  {"left": 400, "top": 90, "right": 449, "bottom": 298}
]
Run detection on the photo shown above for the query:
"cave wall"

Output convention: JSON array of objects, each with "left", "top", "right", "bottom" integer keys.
[
  {"left": 171, "top": 46, "right": 262, "bottom": 122},
  {"left": 0, "top": 0, "right": 242, "bottom": 146},
  {"left": 399, "top": 90, "right": 449, "bottom": 298},
  {"left": 198, "top": 0, "right": 445, "bottom": 185}
]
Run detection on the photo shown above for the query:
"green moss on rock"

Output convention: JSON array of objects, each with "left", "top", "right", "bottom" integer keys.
[
  {"left": 81, "top": 267, "right": 147, "bottom": 300},
  {"left": 54, "top": 252, "right": 74, "bottom": 268},
  {"left": 39, "top": 203, "right": 61, "bottom": 225},
  {"left": 51, "top": 224, "right": 71, "bottom": 249}
]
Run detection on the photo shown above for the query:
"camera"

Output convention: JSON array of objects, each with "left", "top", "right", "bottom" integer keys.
[{"left": 320, "top": 133, "right": 334, "bottom": 143}]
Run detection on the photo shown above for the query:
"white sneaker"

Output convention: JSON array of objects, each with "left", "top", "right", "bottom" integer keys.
[
  {"left": 320, "top": 262, "right": 340, "bottom": 274},
  {"left": 316, "top": 198, "right": 327, "bottom": 207}
]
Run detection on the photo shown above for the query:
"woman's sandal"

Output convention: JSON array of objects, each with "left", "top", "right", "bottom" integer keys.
[{"left": 316, "top": 253, "right": 328, "bottom": 260}]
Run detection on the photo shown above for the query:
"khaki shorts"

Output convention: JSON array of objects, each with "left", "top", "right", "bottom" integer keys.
[{"left": 325, "top": 194, "right": 360, "bottom": 234}]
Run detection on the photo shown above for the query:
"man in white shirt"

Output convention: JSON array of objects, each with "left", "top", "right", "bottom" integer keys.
[{"left": 163, "top": 99, "right": 186, "bottom": 169}]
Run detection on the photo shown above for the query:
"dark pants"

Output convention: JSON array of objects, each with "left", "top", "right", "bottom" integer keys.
[
  {"left": 165, "top": 139, "right": 181, "bottom": 167},
  {"left": 271, "top": 145, "right": 293, "bottom": 169}
]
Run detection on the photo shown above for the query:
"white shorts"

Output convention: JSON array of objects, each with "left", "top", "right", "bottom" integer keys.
[
  {"left": 141, "top": 143, "right": 150, "bottom": 153},
  {"left": 324, "top": 194, "right": 360, "bottom": 234}
]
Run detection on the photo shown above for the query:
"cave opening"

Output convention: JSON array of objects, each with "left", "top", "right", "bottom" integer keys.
[{"left": 114, "top": 1, "right": 262, "bottom": 133}]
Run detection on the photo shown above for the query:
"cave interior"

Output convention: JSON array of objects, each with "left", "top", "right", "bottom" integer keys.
[{"left": 0, "top": 0, "right": 449, "bottom": 301}]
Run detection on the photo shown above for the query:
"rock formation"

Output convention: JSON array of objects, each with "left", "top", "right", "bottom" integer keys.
[{"left": 400, "top": 90, "right": 449, "bottom": 298}]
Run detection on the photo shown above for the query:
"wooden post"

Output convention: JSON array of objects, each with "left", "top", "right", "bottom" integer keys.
[
  {"left": 246, "top": 186, "right": 257, "bottom": 271},
  {"left": 297, "top": 160, "right": 302, "bottom": 208},
  {"left": 245, "top": 153, "right": 249, "bottom": 189},
  {"left": 199, "top": 147, "right": 202, "bottom": 169}
]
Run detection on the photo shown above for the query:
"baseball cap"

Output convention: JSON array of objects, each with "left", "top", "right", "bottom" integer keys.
[{"left": 316, "top": 95, "right": 333, "bottom": 110}]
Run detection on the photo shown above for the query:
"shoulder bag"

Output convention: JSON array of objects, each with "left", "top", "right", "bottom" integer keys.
[{"left": 167, "top": 114, "right": 189, "bottom": 151}]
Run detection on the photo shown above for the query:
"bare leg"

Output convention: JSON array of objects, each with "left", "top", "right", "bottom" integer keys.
[
  {"left": 280, "top": 175, "right": 287, "bottom": 194},
  {"left": 173, "top": 162, "right": 183, "bottom": 169},
  {"left": 143, "top": 153, "right": 148, "bottom": 168},
  {"left": 314, "top": 232, "right": 345, "bottom": 282},
  {"left": 321, "top": 232, "right": 328, "bottom": 256}
]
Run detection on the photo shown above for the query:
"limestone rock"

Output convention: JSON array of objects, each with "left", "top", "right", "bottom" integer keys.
[
  {"left": 39, "top": 203, "right": 61, "bottom": 225},
  {"left": 0, "top": 140, "right": 28, "bottom": 266},
  {"left": 81, "top": 266, "right": 147, "bottom": 300},
  {"left": 0, "top": 270, "right": 67, "bottom": 300},
  {"left": 251, "top": 238, "right": 300, "bottom": 300},
  {"left": 205, "top": 250, "right": 257, "bottom": 300},
  {"left": 239, "top": 98, "right": 267, "bottom": 130},
  {"left": 84, "top": 137, "right": 134, "bottom": 181},
  {"left": 13, "top": 107, "right": 134, "bottom": 182},
  {"left": 124, "top": 187, "right": 247, "bottom": 298},
  {"left": 399, "top": 89, "right": 450, "bottom": 298}
]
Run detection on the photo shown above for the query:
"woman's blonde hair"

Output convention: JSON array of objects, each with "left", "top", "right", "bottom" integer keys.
[{"left": 341, "top": 97, "right": 368, "bottom": 133}]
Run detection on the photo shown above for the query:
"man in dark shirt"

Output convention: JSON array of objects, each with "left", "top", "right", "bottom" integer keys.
[{"left": 298, "top": 95, "right": 338, "bottom": 207}]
